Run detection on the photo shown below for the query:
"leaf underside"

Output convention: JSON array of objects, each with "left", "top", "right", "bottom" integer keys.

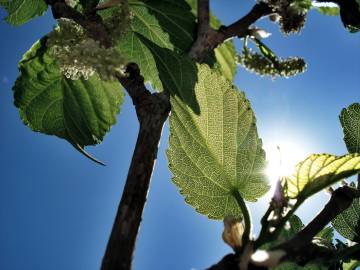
[
  {"left": 316, "top": 6, "right": 340, "bottom": 16},
  {"left": 343, "top": 260, "right": 360, "bottom": 270},
  {"left": 262, "top": 216, "right": 330, "bottom": 270},
  {"left": 340, "top": 103, "right": 360, "bottom": 153},
  {"left": 0, "top": 0, "right": 48, "bottom": 26},
  {"left": 283, "top": 154, "right": 360, "bottom": 199},
  {"left": 13, "top": 39, "right": 124, "bottom": 159},
  {"left": 115, "top": 0, "right": 236, "bottom": 91},
  {"left": 332, "top": 104, "right": 360, "bottom": 244},
  {"left": 332, "top": 195, "right": 360, "bottom": 243},
  {"left": 165, "top": 56, "right": 268, "bottom": 219}
]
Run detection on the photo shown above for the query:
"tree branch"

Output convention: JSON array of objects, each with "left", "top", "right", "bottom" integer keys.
[
  {"left": 207, "top": 186, "right": 360, "bottom": 270},
  {"left": 197, "top": 0, "right": 210, "bottom": 35},
  {"left": 274, "top": 186, "right": 360, "bottom": 266},
  {"left": 101, "top": 64, "right": 170, "bottom": 270},
  {"left": 206, "top": 253, "right": 268, "bottom": 270},
  {"left": 188, "top": 2, "right": 273, "bottom": 61},
  {"left": 46, "top": 0, "right": 112, "bottom": 47},
  {"left": 46, "top": 3, "right": 172, "bottom": 269}
]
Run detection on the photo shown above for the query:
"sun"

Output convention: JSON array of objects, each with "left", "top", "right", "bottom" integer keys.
[{"left": 264, "top": 140, "right": 309, "bottom": 187}]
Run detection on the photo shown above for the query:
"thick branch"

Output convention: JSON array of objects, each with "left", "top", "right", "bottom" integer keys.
[
  {"left": 206, "top": 254, "right": 267, "bottom": 270},
  {"left": 101, "top": 64, "right": 170, "bottom": 270},
  {"left": 188, "top": 2, "right": 273, "bottom": 61},
  {"left": 274, "top": 186, "right": 360, "bottom": 265},
  {"left": 46, "top": 0, "right": 112, "bottom": 47},
  {"left": 197, "top": 0, "right": 210, "bottom": 34}
]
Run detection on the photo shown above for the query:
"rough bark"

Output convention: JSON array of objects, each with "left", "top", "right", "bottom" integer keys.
[
  {"left": 275, "top": 186, "right": 360, "bottom": 262},
  {"left": 188, "top": 2, "right": 273, "bottom": 61},
  {"left": 101, "top": 64, "right": 170, "bottom": 270}
]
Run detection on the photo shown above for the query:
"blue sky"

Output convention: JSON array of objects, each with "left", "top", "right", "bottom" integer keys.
[{"left": 0, "top": 1, "right": 359, "bottom": 270}]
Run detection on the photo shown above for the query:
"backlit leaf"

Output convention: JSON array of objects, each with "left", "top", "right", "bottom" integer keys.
[
  {"left": 13, "top": 39, "right": 124, "bottom": 162},
  {"left": 114, "top": 0, "right": 237, "bottom": 91},
  {"left": 343, "top": 260, "right": 360, "bottom": 270},
  {"left": 316, "top": 6, "right": 340, "bottom": 16},
  {"left": 114, "top": 0, "right": 196, "bottom": 91},
  {"left": 340, "top": 103, "right": 360, "bottom": 153},
  {"left": 282, "top": 154, "right": 360, "bottom": 199},
  {"left": 332, "top": 195, "right": 360, "bottom": 243},
  {"left": 165, "top": 53, "right": 268, "bottom": 219},
  {"left": 262, "top": 216, "right": 328, "bottom": 270},
  {"left": 0, "top": 0, "right": 48, "bottom": 26}
]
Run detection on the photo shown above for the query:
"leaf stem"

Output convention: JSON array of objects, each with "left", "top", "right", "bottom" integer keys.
[{"left": 233, "top": 190, "right": 252, "bottom": 247}]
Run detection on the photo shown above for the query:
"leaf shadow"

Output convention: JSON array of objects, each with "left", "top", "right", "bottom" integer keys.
[
  {"left": 145, "top": 0, "right": 217, "bottom": 68},
  {"left": 137, "top": 33, "right": 201, "bottom": 115}
]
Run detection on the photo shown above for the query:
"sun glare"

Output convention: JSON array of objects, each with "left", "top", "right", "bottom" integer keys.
[{"left": 264, "top": 140, "right": 309, "bottom": 187}]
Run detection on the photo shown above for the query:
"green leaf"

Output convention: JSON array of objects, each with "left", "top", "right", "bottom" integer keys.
[
  {"left": 316, "top": 226, "right": 334, "bottom": 243},
  {"left": 114, "top": 0, "right": 196, "bottom": 91},
  {"left": 282, "top": 154, "right": 360, "bottom": 200},
  {"left": 114, "top": 0, "right": 236, "bottom": 91},
  {"left": 340, "top": 103, "right": 360, "bottom": 153},
  {"left": 165, "top": 54, "right": 268, "bottom": 219},
  {"left": 185, "top": 0, "right": 237, "bottom": 81},
  {"left": 332, "top": 196, "right": 360, "bottom": 243},
  {"left": 270, "top": 216, "right": 326, "bottom": 270},
  {"left": 264, "top": 216, "right": 330, "bottom": 270},
  {"left": 343, "top": 260, "right": 360, "bottom": 270},
  {"left": 0, "top": 0, "right": 48, "bottom": 26},
  {"left": 293, "top": 0, "right": 312, "bottom": 11},
  {"left": 254, "top": 39, "right": 278, "bottom": 64},
  {"left": 13, "top": 39, "right": 124, "bottom": 162},
  {"left": 316, "top": 6, "right": 340, "bottom": 16},
  {"left": 313, "top": 227, "right": 335, "bottom": 251},
  {"left": 275, "top": 215, "right": 304, "bottom": 245}
]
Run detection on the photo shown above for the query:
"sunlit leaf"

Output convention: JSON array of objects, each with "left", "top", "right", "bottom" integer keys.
[
  {"left": 255, "top": 39, "right": 277, "bottom": 64},
  {"left": 332, "top": 194, "right": 360, "bottom": 243},
  {"left": 112, "top": 0, "right": 236, "bottom": 92},
  {"left": 13, "top": 39, "right": 124, "bottom": 162},
  {"left": 316, "top": 6, "right": 340, "bottom": 16},
  {"left": 340, "top": 103, "right": 360, "bottom": 153},
  {"left": 0, "top": 0, "right": 48, "bottom": 26},
  {"left": 282, "top": 154, "right": 360, "bottom": 199},
  {"left": 112, "top": 0, "right": 196, "bottom": 91},
  {"left": 343, "top": 260, "right": 360, "bottom": 270},
  {"left": 165, "top": 53, "right": 268, "bottom": 219}
]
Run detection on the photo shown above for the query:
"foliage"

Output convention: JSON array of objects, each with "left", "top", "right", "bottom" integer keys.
[
  {"left": 13, "top": 38, "right": 124, "bottom": 162},
  {"left": 0, "top": 0, "right": 47, "bottom": 26},
  {"left": 167, "top": 62, "right": 268, "bottom": 219},
  {"left": 340, "top": 103, "right": 360, "bottom": 153},
  {"left": 282, "top": 154, "right": 360, "bottom": 200},
  {"left": 1, "top": 0, "right": 360, "bottom": 269},
  {"left": 332, "top": 183, "right": 360, "bottom": 243}
]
